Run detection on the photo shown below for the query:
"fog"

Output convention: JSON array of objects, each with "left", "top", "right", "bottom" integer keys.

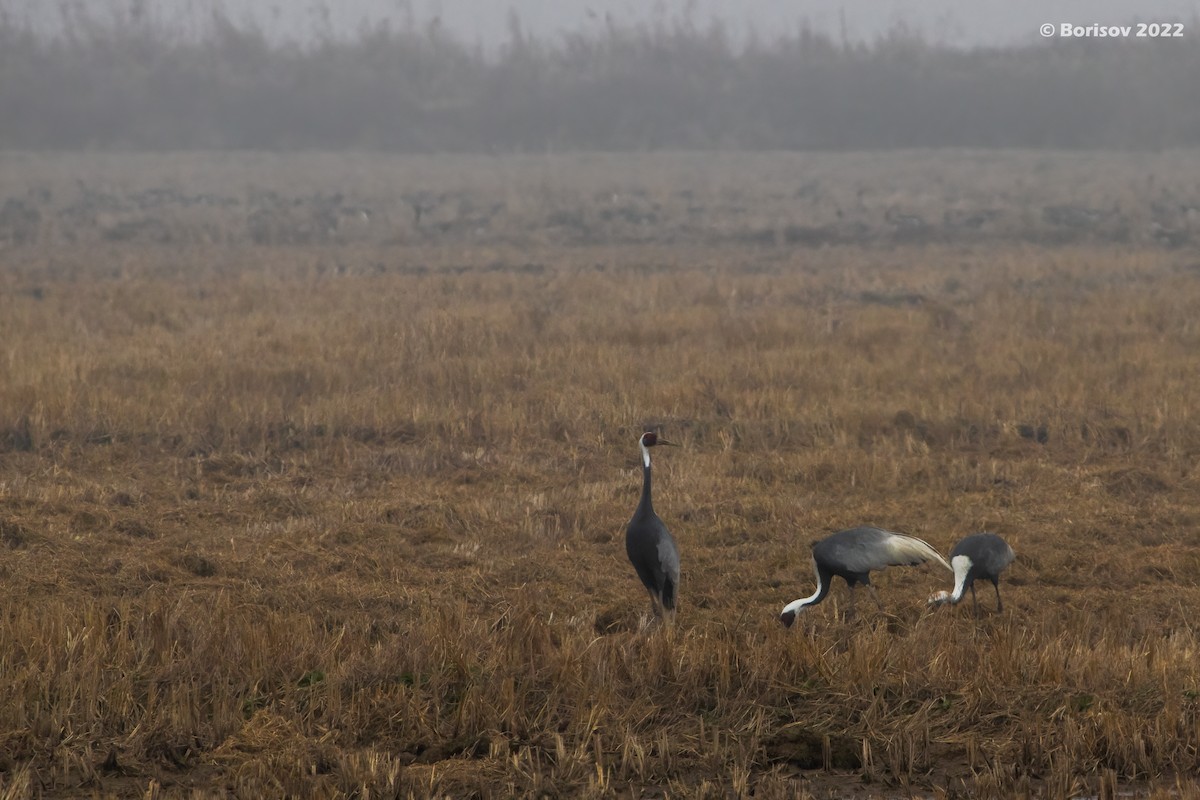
[
  {"left": 239, "top": 0, "right": 1200, "bottom": 49},
  {"left": 1, "top": 0, "right": 1198, "bottom": 150},
  {"left": 9, "top": 0, "right": 1199, "bottom": 48},
  {"left": 395, "top": 0, "right": 1198, "bottom": 48}
]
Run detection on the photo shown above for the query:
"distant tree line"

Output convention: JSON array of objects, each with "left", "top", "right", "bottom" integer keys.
[{"left": 1, "top": 6, "right": 1199, "bottom": 151}]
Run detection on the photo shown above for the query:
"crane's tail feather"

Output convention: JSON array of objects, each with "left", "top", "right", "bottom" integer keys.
[
  {"left": 661, "top": 577, "right": 677, "bottom": 612},
  {"left": 885, "top": 533, "right": 953, "bottom": 572}
]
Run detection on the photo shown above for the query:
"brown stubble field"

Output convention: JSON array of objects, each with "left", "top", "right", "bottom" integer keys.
[{"left": 1, "top": 150, "right": 1200, "bottom": 799}]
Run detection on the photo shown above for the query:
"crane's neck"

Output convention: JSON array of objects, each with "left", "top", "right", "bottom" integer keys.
[
  {"left": 781, "top": 562, "right": 831, "bottom": 623},
  {"left": 948, "top": 555, "right": 973, "bottom": 603},
  {"left": 635, "top": 442, "right": 654, "bottom": 517},
  {"left": 786, "top": 575, "right": 829, "bottom": 612}
]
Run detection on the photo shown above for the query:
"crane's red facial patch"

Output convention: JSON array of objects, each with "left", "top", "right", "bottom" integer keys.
[
  {"left": 641, "top": 432, "right": 658, "bottom": 447},
  {"left": 779, "top": 609, "right": 797, "bottom": 628}
]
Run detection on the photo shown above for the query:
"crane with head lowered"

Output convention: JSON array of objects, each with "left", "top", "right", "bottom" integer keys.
[
  {"left": 928, "top": 532, "right": 1015, "bottom": 617},
  {"left": 780, "top": 526, "right": 952, "bottom": 627}
]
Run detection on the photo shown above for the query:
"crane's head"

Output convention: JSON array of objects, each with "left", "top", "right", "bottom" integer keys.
[
  {"left": 639, "top": 432, "right": 677, "bottom": 448},
  {"left": 927, "top": 590, "right": 952, "bottom": 606},
  {"left": 778, "top": 598, "right": 810, "bottom": 628}
]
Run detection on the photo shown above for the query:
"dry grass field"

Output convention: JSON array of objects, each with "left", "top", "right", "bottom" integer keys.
[{"left": 2, "top": 150, "right": 1200, "bottom": 799}]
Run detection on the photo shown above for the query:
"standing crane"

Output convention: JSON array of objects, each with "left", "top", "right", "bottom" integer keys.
[
  {"left": 625, "top": 431, "right": 681, "bottom": 622},
  {"left": 780, "top": 526, "right": 952, "bottom": 627},
  {"left": 928, "top": 532, "right": 1015, "bottom": 617}
]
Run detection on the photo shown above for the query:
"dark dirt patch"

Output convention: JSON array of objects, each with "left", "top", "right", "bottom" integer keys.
[{"left": 764, "top": 726, "right": 861, "bottom": 770}]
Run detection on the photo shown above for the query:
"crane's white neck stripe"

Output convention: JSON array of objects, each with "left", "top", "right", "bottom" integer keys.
[
  {"left": 641, "top": 442, "right": 651, "bottom": 468},
  {"left": 781, "top": 592, "right": 819, "bottom": 617},
  {"left": 950, "top": 555, "right": 973, "bottom": 602},
  {"left": 781, "top": 561, "right": 825, "bottom": 615}
]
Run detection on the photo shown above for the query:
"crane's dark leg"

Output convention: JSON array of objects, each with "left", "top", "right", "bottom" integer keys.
[
  {"left": 866, "top": 584, "right": 884, "bottom": 611},
  {"left": 848, "top": 574, "right": 882, "bottom": 617},
  {"left": 970, "top": 584, "right": 979, "bottom": 618},
  {"left": 993, "top": 580, "right": 1003, "bottom": 612},
  {"left": 640, "top": 595, "right": 670, "bottom": 632},
  {"left": 660, "top": 593, "right": 676, "bottom": 627}
]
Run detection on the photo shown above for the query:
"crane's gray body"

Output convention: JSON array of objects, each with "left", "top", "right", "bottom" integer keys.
[
  {"left": 626, "top": 503, "right": 680, "bottom": 613},
  {"left": 813, "top": 525, "right": 940, "bottom": 582},
  {"left": 625, "top": 435, "right": 680, "bottom": 617}
]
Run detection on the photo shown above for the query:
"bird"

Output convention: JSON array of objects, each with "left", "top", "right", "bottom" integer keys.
[
  {"left": 779, "top": 526, "right": 952, "bottom": 627},
  {"left": 928, "top": 532, "right": 1015, "bottom": 617},
  {"left": 625, "top": 431, "right": 681, "bottom": 622}
]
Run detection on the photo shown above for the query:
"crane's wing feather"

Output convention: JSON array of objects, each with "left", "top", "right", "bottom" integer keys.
[
  {"left": 881, "top": 532, "right": 953, "bottom": 572},
  {"left": 657, "top": 532, "right": 681, "bottom": 580},
  {"left": 828, "top": 527, "right": 952, "bottom": 573}
]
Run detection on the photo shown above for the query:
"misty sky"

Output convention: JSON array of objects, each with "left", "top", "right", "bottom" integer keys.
[
  {"left": 14, "top": 0, "right": 1200, "bottom": 47},
  {"left": 385, "top": 0, "right": 1200, "bottom": 47}
]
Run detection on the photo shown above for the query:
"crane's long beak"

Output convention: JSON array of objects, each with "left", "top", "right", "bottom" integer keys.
[
  {"left": 927, "top": 590, "right": 952, "bottom": 606},
  {"left": 656, "top": 438, "right": 679, "bottom": 447}
]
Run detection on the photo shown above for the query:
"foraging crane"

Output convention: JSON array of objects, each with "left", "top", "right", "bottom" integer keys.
[
  {"left": 779, "top": 526, "right": 952, "bottom": 627},
  {"left": 625, "top": 432, "right": 681, "bottom": 621},
  {"left": 928, "top": 532, "right": 1015, "bottom": 617}
]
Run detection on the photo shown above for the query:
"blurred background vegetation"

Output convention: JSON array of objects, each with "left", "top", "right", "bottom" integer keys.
[{"left": 1, "top": 1, "right": 1198, "bottom": 151}]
